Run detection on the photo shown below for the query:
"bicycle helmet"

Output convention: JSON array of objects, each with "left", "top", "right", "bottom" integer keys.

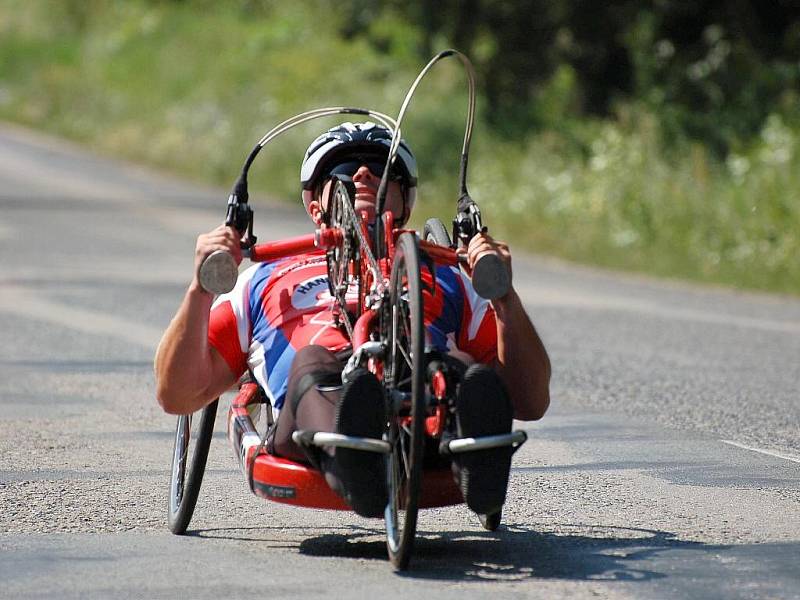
[{"left": 300, "top": 122, "right": 418, "bottom": 218}]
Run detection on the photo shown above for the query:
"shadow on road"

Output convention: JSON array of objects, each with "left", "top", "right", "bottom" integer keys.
[
  {"left": 297, "top": 523, "right": 725, "bottom": 582},
  {"left": 188, "top": 524, "right": 383, "bottom": 549},
  {"left": 183, "top": 522, "right": 798, "bottom": 590}
]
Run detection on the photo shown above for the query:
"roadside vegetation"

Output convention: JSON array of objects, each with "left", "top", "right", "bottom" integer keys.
[{"left": 1, "top": 0, "right": 798, "bottom": 294}]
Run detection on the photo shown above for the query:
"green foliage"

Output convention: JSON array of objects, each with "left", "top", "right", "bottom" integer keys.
[
  {"left": 346, "top": 1, "right": 800, "bottom": 154},
  {"left": 466, "top": 110, "right": 800, "bottom": 294},
  {"left": 0, "top": 0, "right": 797, "bottom": 294}
]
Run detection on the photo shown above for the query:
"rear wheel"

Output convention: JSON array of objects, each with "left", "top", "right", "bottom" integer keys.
[
  {"left": 423, "top": 217, "right": 452, "bottom": 247},
  {"left": 383, "top": 232, "right": 426, "bottom": 570},
  {"left": 167, "top": 399, "right": 218, "bottom": 534}
]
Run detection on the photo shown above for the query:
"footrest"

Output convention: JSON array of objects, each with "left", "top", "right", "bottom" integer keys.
[
  {"left": 440, "top": 430, "right": 527, "bottom": 455},
  {"left": 292, "top": 430, "right": 391, "bottom": 454}
]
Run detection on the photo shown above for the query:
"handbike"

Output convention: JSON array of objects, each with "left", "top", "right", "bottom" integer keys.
[{"left": 166, "top": 50, "right": 526, "bottom": 570}]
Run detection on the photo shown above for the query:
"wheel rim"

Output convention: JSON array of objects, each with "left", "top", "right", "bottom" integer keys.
[
  {"left": 169, "top": 414, "right": 191, "bottom": 515},
  {"left": 167, "top": 400, "right": 217, "bottom": 534},
  {"left": 386, "top": 296, "right": 413, "bottom": 553},
  {"left": 383, "top": 233, "right": 425, "bottom": 567}
]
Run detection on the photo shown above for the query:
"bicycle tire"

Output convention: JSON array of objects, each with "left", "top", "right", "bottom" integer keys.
[
  {"left": 423, "top": 217, "right": 452, "bottom": 247},
  {"left": 167, "top": 399, "right": 218, "bottom": 534},
  {"left": 383, "top": 232, "right": 426, "bottom": 570}
]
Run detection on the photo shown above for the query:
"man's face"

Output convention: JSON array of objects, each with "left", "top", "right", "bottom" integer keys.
[{"left": 313, "top": 164, "right": 406, "bottom": 225}]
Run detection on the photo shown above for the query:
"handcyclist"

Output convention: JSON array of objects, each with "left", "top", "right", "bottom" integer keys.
[{"left": 154, "top": 122, "right": 550, "bottom": 518}]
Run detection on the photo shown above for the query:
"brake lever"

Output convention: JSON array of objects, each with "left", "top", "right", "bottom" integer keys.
[
  {"left": 452, "top": 195, "right": 510, "bottom": 300},
  {"left": 225, "top": 192, "right": 257, "bottom": 249},
  {"left": 453, "top": 199, "right": 485, "bottom": 247},
  {"left": 198, "top": 193, "right": 256, "bottom": 295}
]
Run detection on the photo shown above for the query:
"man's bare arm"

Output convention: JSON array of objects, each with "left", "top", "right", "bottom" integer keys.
[
  {"left": 154, "top": 285, "right": 237, "bottom": 414},
  {"left": 492, "top": 289, "right": 551, "bottom": 420},
  {"left": 465, "top": 234, "right": 551, "bottom": 421},
  {"left": 154, "top": 225, "right": 242, "bottom": 415}
]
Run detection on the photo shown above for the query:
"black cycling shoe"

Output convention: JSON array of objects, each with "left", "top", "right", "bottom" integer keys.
[
  {"left": 334, "top": 368, "right": 388, "bottom": 518},
  {"left": 453, "top": 364, "right": 514, "bottom": 516},
  {"left": 479, "top": 509, "right": 502, "bottom": 531}
]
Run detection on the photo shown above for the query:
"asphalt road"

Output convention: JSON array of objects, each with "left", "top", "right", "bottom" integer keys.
[{"left": 1, "top": 122, "right": 798, "bottom": 599}]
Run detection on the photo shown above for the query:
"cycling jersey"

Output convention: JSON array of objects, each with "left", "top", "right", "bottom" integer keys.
[{"left": 208, "top": 250, "right": 497, "bottom": 413}]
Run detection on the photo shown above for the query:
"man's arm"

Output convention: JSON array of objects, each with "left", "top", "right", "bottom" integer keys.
[
  {"left": 154, "top": 225, "right": 242, "bottom": 415},
  {"left": 465, "top": 233, "right": 551, "bottom": 421}
]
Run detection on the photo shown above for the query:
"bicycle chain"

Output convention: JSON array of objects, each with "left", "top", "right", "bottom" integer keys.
[
  {"left": 327, "top": 182, "right": 382, "bottom": 344},
  {"left": 336, "top": 183, "right": 380, "bottom": 281}
]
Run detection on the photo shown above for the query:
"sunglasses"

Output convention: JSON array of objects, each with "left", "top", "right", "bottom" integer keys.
[{"left": 326, "top": 160, "right": 404, "bottom": 182}]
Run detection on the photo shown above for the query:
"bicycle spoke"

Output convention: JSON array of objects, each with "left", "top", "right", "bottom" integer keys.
[
  {"left": 400, "top": 430, "right": 412, "bottom": 479},
  {"left": 392, "top": 441, "right": 404, "bottom": 508},
  {"left": 395, "top": 339, "right": 413, "bottom": 372}
]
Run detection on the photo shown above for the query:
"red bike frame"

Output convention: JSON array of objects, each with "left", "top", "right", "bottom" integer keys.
[{"left": 228, "top": 214, "right": 464, "bottom": 510}]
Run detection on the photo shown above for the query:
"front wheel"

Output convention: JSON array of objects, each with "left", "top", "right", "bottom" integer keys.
[
  {"left": 167, "top": 399, "right": 218, "bottom": 534},
  {"left": 383, "top": 232, "right": 426, "bottom": 570}
]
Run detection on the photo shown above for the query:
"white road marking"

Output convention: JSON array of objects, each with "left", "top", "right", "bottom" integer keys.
[{"left": 720, "top": 439, "right": 800, "bottom": 464}]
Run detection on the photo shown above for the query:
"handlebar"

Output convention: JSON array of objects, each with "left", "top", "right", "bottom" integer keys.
[
  {"left": 198, "top": 228, "right": 509, "bottom": 300},
  {"left": 197, "top": 231, "right": 338, "bottom": 295},
  {"left": 198, "top": 249, "right": 239, "bottom": 295}
]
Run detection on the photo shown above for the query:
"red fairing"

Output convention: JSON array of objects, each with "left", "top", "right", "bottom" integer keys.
[
  {"left": 227, "top": 383, "right": 462, "bottom": 509},
  {"left": 250, "top": 454, "right": 351, "bottom": 510},
  {"left": 250, "top": 454, "right": 462, "bottom": 510}
]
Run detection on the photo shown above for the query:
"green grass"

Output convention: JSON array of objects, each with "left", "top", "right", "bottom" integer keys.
[{"left": 1, "top": 0, "right": 797, "bottom": 294}]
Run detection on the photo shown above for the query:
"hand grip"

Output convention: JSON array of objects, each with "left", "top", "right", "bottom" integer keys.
[
  {"left": 198, "top": 250, "right": 238, "bottom": 295},
  {"left": 470, "top": 253, "right": 510, "bottom": 300}
]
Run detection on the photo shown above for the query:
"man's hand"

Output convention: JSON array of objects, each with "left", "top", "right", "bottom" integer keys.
[
  {"left": 192, "top": 225, "right": 243, "bottom": 291},
  {"left": 459, "top": 232, "right": 513, "bottom": 302}
]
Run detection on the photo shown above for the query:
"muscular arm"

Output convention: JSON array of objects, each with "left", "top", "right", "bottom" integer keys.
[
  {"left": 154, "top": 225, "right": 242, "bottom": 415},
  {"left": 465, "top": 234, "right": 551, "bottom": 421},
  {"left": 492, "top": 289, "right": 551, "bottom": 420},
  {"left": 154, "top": 285, "right": 237, "bottom": 414}
]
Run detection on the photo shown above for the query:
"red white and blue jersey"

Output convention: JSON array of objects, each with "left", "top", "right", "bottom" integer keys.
[{"left": 208, "top": 251, "right": 497, "bottom": 414}]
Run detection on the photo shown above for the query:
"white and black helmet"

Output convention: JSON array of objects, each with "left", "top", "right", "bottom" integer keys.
[{"left": 300, "top": 121, "right": 418, "bottom": 213}]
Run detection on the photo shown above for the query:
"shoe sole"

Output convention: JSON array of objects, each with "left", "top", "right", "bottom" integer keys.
[
  {"left": 455, "top": 365, "right": 513, "bottom": 515},
  {"left": 334, "top": 369, "right": 388, "bottom": 518}
]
